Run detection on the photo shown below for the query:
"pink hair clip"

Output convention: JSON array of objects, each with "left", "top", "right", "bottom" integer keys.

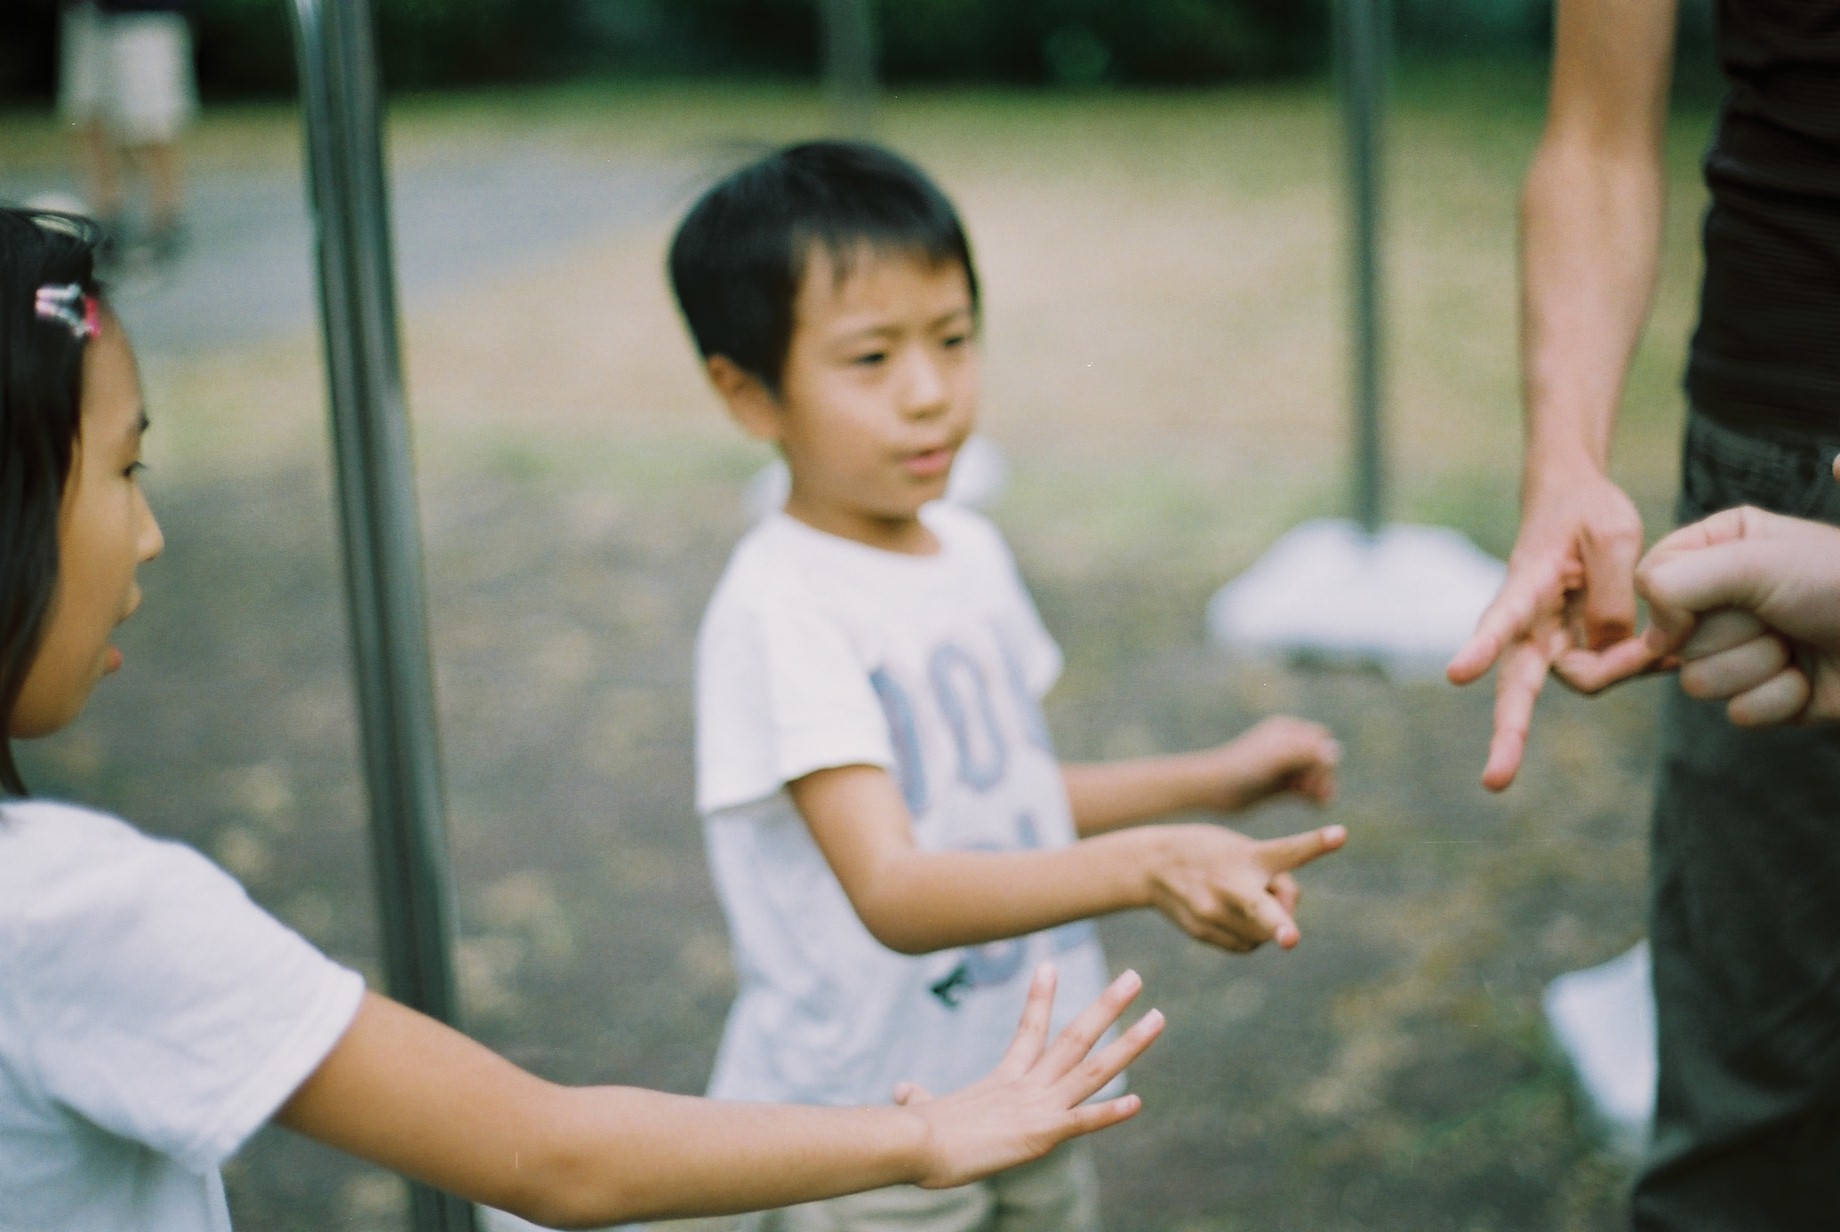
[{"left": 34, "top": 283, "right": 99, "bottom": 341}]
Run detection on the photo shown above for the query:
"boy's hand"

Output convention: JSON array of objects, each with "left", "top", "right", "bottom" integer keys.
[
  {"left": 894, "top": 966, "right": 1163, "bottom": 1189},
  {"left": 1145, "top": 822, "right": 1347, "bottom": 952},
  {"left": 1193, "top": 716, "right": 1341, "bottom": 811}
]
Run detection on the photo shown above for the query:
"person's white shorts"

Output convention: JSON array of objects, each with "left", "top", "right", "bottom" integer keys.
[{"left": 58, "top": 6, "right": 197, "bottom": 145}]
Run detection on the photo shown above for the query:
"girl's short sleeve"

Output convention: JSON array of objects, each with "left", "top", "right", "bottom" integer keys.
[{"left": 12, "top": 808, "right": 364, "bottom": 1173}]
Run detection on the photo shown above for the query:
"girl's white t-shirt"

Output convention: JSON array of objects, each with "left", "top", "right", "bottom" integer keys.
[{"left": 0, "top": 800, "right": 365, "bottom": 1231}]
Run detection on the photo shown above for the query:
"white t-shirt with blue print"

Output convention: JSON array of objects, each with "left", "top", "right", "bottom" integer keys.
[{"left": 695, "top": 503, "right": 1116, "bottom": 1108}]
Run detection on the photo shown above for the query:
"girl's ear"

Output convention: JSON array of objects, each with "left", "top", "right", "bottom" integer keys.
[{"left": 706, "top": 356, "right": 783, "bottom": 444}]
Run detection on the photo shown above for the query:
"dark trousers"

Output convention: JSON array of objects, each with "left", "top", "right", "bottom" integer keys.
[{"left": 1632, "top": 412, "right": 1840, "bottom": 1229}]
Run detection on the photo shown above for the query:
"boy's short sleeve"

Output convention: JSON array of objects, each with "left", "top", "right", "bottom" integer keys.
[
  {"left": 7, "top": 805, "right": 364, "bottom": 1173},
  {"left": 697, "top": 594, "right": 897, "bottom": 815}
]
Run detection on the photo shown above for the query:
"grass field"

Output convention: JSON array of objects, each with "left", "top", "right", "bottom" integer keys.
[{"left": 3, "top": 64, "right": 1716, "bottom": 1230}]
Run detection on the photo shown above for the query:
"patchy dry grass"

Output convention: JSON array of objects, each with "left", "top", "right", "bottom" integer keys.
[{"left": 4, "top": 66, "right": 1715, "bottom": 1230}]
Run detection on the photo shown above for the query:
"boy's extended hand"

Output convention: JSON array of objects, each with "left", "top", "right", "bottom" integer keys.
[
  {"left": 1192, "top": 716, "right": 1341, "bottom": 810},
  {"left": 893, "top": 966, "right": 1163, "bottom": 1189},
  {"left": 1144, "top": 822, "right": 1347, "bottom": 952}
]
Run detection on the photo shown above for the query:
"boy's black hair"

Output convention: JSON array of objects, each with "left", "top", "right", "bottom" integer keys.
[
  {"left": 0, "top": 207, "right": 105, "bottom": 796},
  {"left": 667, "top": 140, "right": 980, "bottom": 395}
]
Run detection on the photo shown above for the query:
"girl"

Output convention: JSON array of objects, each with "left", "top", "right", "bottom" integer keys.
[{"left": 0, "top": 206, "right": 1162, "bottom": 1231}]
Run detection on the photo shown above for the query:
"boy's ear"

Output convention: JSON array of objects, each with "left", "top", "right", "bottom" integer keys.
[{"left": 706, "top": 355, "right": 783, "bottom": 444}]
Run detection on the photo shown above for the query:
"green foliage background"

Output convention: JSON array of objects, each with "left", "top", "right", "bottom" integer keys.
[{"left": 0, "top": 0, "right": 1574, "bottom": 99}]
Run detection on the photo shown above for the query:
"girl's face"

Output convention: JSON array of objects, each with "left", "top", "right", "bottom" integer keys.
[{"left": 10, "top": 314, "right": 162, "bottom": 737}]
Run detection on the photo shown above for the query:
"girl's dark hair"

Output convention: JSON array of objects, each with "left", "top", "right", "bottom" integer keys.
[
  {"left": 0, "top": 207, "right": 104, "bottom": 796},
  {"left": 667, "top": 140, "right": 980, "bottom": 395}
]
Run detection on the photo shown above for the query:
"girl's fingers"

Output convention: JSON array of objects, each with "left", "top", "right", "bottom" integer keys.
[
  {"left": 993, "top": 964, "right": 1059, "bottom": 1075},
  {"left": 1056, "top": 1093, "right": 1144, "bottom": 1141},
  {"left": 1035, "top": 969, "right": 1142, "bottom": 1076},
  {"left": 1727, "top": 666, "right": 1811, "bottom": 728},
  {"left": 1680, "top": 631, "right": 1790, "bottom": 701},
  {"left": 1058, "top": 1009, "right": 1166, "bottom": 1106}
]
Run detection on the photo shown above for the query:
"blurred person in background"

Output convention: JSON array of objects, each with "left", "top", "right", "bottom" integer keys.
[{"left": 57, "top": 0, "right": 195, "bottom": 262}]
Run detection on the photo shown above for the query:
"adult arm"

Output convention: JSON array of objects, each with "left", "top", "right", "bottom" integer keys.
[
  {"left": 276, "top": 968, "right": 1161, "bottom": 1229},
  {"left": 1445, "top": 0, "right": 1679, "bottom": 790},
  {"left": 790, "top": 764, "right": 1344, "bottom": 955}
]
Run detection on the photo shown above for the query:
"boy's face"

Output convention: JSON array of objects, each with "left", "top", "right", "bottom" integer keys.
[{"left": 752, "top": 243, "right": 978, "bottom": 552}]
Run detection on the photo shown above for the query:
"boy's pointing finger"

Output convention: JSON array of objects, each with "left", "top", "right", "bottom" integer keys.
[{"left": 1256, "top": 824, "right": 1347, "bottom": 874}]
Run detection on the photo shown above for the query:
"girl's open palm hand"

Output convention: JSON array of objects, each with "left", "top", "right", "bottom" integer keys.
[{"left": 892, "top": 966, "right": 1162, "bottom": 1190}]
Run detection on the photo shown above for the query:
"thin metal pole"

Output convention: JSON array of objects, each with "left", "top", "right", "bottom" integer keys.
[
  {"left": 285, "top": 3, "right": 475, "bottom": 1230},
  {"left": 821, "top": 0, "right": 878, "bottom": 137},
  {"left": 1334, "top": 0, "right": 1389, "bottom": 534}
]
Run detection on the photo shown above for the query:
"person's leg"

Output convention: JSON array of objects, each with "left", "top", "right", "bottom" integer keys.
[
  {"left": 111, "top": 11, "right": 195, "bottom": 255},
  {"left": 1632, "top": 411, "right": 1840, "bottom": 1230},
  {"left": 986, "top": 1142, "right": 1100, "bottom": 1232},
  {"left": 57, "top": 5, "right": 122, "bottom": 226}
]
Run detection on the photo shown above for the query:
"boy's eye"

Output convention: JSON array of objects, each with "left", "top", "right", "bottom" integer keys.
[
  {"left": 940, "top": 332, "right": 970, "bottom": 349},
  {"left": 125, "top": 461, "right": 147, "bottom": 479},
  {"left": 850, "top": 351, "right": 888, "bottom": 367}
]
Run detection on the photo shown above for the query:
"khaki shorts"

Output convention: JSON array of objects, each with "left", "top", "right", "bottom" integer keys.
[
  {"left": 654, "top": 1141, "right": 1101, "bottom": 1232},
  {"left": 59, "top": 5, "right": 197, "bottom": 145}
]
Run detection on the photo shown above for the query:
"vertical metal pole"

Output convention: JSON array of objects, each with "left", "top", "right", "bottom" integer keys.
[
  {"left": 1334, "top": 0, "right": 1389, "bottom": 535},
  {"left": 821, "top": 0, "right": 878, "bottom": 137},
  {"left": 285, "top": 3, "right": 476, "bottom": 1231}
]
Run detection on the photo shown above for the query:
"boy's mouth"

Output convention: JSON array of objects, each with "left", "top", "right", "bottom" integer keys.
[{"left": 903, "top": 444, "right": 957, "bottom": 478}]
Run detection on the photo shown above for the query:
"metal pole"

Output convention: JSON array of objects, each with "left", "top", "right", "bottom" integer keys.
[
  {"left": 285, "top": 3, "right": 475, "bottom": 1230},
  {"left": 1333, "top": 0, "right": 1389, "bottom": 535},
  {"left": 821, "top": 0, "right": 878, "bottom": 137}
]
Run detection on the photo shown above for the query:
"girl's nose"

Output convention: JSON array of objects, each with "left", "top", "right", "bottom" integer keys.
[{"left": 137, "top": 492, "right": 164, "bottom": 563}]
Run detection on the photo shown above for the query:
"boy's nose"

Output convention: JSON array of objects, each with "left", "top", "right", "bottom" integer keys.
[{"left": 898, "top": 354, "right": 950, "bottom": 418}]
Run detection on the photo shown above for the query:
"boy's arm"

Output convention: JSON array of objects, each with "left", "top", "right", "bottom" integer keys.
[
  {"left": 792, "top": 763, "right": 1343, "bottom": 955},
  {"left": 276, "top": 971, "right": 1161, "bottom": 1230},
  {"left": 1061, "top": 717, "right": 1339, "bottom": 837}
]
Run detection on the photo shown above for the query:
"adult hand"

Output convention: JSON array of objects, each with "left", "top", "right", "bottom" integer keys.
[
  {"left": 1446, "top": 465, "right": 1656, "bottom": 790},
  {"left": 896, "top": 966, "right": 1163, "bottom": 1189},
  {"left": 1637, "top": 505, "right": 1840, "bottom": 725}
]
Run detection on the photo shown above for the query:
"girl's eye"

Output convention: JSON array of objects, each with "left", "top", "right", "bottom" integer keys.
[
  {"left": 850, "top": 351, "right": 887, "bottom": 367},
  {"left": 941, "top": 332, "right": 970, "bottom": 349},
  {"left": 125, "top": 461, "right": 147, "bottom": 479}
]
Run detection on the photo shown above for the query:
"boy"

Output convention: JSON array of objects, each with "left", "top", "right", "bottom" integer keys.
[{"left": 668, "top": 141, "right": 1347, "bottom": 1232}]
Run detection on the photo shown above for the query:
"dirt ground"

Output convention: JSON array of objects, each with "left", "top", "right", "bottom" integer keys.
[{"left": 3, "top": 67, "right": 1715, "bottom": 1230}]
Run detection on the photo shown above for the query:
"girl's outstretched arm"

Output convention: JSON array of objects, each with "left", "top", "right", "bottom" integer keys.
[{"left": 274, "top": 965, "right": 1160, "bottom": 1229}]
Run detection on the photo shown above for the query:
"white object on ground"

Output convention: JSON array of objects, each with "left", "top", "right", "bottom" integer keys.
[
  {"left": 742, "top": 434, "right": 1011, "bottom": 524},
  {"left": 1206, "top": 518, "right": 1506, "bottom": 681},
  {"left": 1541, "top": 941, "right": 1656, "bottom": 1162}
]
